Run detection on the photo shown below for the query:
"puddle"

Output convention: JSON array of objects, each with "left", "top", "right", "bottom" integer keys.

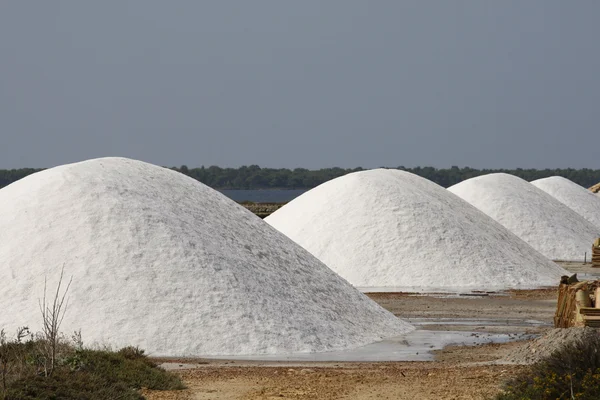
[
  {"left": 406, "top": 292, "right": 509, "bottom": 299},
  {"left": 359, "top": 286, "right": 507, "bottom": 294},
  {"left": 407, "top": 317, "right": 550, "bottom": 328},
  {"left": 359, "top": 286, "right": 551, "bottom": 296},
  {"left": 575, "top": 273, "right": 600, "bottom": 280},
  {"left": 194, "top": 330, "right": 535, "bottom": 362}
]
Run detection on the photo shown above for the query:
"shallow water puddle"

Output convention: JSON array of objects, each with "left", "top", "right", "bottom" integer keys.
[
  {"left": 407, "top": 317, "right": 550, "bottom": 328},
  {"left": 359, "top": 286, "right": 511, "bottom": 294},
  {"left": 198, "top": 330, "right": 536, "bottom": 362}
]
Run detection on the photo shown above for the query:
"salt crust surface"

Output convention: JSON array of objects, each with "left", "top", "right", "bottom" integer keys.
[
  {"left": 0, "top": 158, "right": 412, "bottom": 357},
  {"left": 449, "top": 173, "right": 600, "bottom": 262},
  {"left": 266, "top": 169, "right": 566, "bottom": 290},
  {"left": 532, "top": 176, "right": 600, "bottom": 229}
]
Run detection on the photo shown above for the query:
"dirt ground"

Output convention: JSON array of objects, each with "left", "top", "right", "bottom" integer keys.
[
  {"left": 368, "top": 289, "right": 556, "bottom": 334},
  {"left": 557, "top": 261, "right": 600, "bottom": 277},
  {"left": 143, "top": 361, "right": 528, "bottom": 400}
]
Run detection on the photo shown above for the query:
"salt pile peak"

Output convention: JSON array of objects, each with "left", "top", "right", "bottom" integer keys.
[
  {"left": 266, "top": 169, "right": 566, "bottom": 290},
  {"left": 532, "top": 176, "right": 600, "bottom": 229},
  {"left": 0, "top": 158, "right": 412, "bottom": 357},
  {"left": 449, "top": 173, "right": 600, "bottom": 262}
]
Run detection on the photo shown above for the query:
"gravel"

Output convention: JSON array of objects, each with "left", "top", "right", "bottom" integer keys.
[{"left": 504, "top": 327, "right": 600, "bottom": 364}]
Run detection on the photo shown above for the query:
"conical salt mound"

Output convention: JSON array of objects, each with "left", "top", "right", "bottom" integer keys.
[
  {"left": 266, "top": 169, "right": 566, "bottom": 290},
  {"left": 532, "top": 176, "right": 600, "bottom": 229},
  {"left": 449, "top": 173, "right": 600, "bottom": 262},
  {"left": 0, "top": 158, "right": 412, "bottom": 357}
]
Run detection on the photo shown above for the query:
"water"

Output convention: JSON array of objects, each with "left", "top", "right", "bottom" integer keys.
[
  {"left": 219, "top": 189, "right": 307, "bottom": 203},
  {"left": 359, "top": 285, "right": 553, "bottom": 294},
  {"left": 166, "top": 330, "right": 535, "bottom": 363},
  {"left": 407, "top": 317, "right": 550, "bottom": 328}
]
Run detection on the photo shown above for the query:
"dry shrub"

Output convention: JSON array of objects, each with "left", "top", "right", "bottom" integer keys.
[{"left": 497, "top": 330, "right": 600, "bottom": 399}]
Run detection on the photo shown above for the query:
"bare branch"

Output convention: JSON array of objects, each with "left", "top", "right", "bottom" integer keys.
[{"left": 38, "top": 265, "right": 73, "bottom": 377}]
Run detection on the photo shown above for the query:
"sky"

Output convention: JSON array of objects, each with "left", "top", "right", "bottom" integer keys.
[{"left": 1, "top": 1, "right": 599, "bottom": 170}]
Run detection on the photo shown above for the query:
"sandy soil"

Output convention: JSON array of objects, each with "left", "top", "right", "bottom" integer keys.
[
  {"left": 144, "top": 361, "right": 528, "bottom": 400},
  {"left": 144, "top": 288, "right": 561, "bottom": 400}
]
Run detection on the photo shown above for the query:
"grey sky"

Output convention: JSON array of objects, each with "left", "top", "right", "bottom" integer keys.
[{"left": 1, "top": 1, "right": 598, "bottom": 169}]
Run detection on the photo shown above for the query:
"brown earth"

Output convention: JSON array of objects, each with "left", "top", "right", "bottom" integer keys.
[
  {"left": 240, "top": 203, "right": 284, "bottom": 218},
  {"left": 143, "top": 361, "right": 528, "bottom": 400},
  {"left": 369, "top": 288, "right": 557, "bottom": 334}
]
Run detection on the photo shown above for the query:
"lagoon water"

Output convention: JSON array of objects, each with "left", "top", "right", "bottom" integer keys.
[{"left": 219, "top": 189, "right": 307, "bottom": 203}]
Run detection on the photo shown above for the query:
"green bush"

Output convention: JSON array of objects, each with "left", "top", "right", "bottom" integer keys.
[
  {"left": 497, "top": 332, "right": 600, "bottom": 399},
  {"left": 4, "top": 372, "right": 142, "bottom": 400},
  {"left": 1, "top": 343, "right": 184, "bottom": 400},
  {"left": 71, "top": 348, "right": 184, "bottom": 390}
]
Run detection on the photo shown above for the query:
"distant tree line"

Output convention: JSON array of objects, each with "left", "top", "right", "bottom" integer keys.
[
  {"left": 0, "top": 168, "right": 43, "bottom": 188},
  {"left": 2, "top": 165, "right": 600, "bottom": 190}
]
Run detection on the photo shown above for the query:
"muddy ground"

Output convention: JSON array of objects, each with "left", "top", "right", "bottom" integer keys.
[{"left": 144, "top": 262, "right": 599, "bottom": 400}]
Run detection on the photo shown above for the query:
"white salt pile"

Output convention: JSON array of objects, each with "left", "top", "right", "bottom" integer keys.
[
  {"left": 0, "top": 158, "right": 412, "bottom": 357},
  {"left": 449, "top": 173, "right": 600, "bottom": 262},
  {"left": 532, "top": 176, "right": 600, "bottom": 229},
  {"left": 266, "top": 169, "right": 566, "bottom": 290}
]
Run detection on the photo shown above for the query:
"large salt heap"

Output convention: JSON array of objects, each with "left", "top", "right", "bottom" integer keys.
[
  {"left": 449, "top": 174, "right": 600, "bottom": 261},
  {"left": 532, "top": 176, "right": 600, "bottom": 229},
  {"left": 266, "top": 169, "right": 566, "bottom": 290},
  {"left": 0, "top": 158, "right": 412, "bottom": 357}
]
